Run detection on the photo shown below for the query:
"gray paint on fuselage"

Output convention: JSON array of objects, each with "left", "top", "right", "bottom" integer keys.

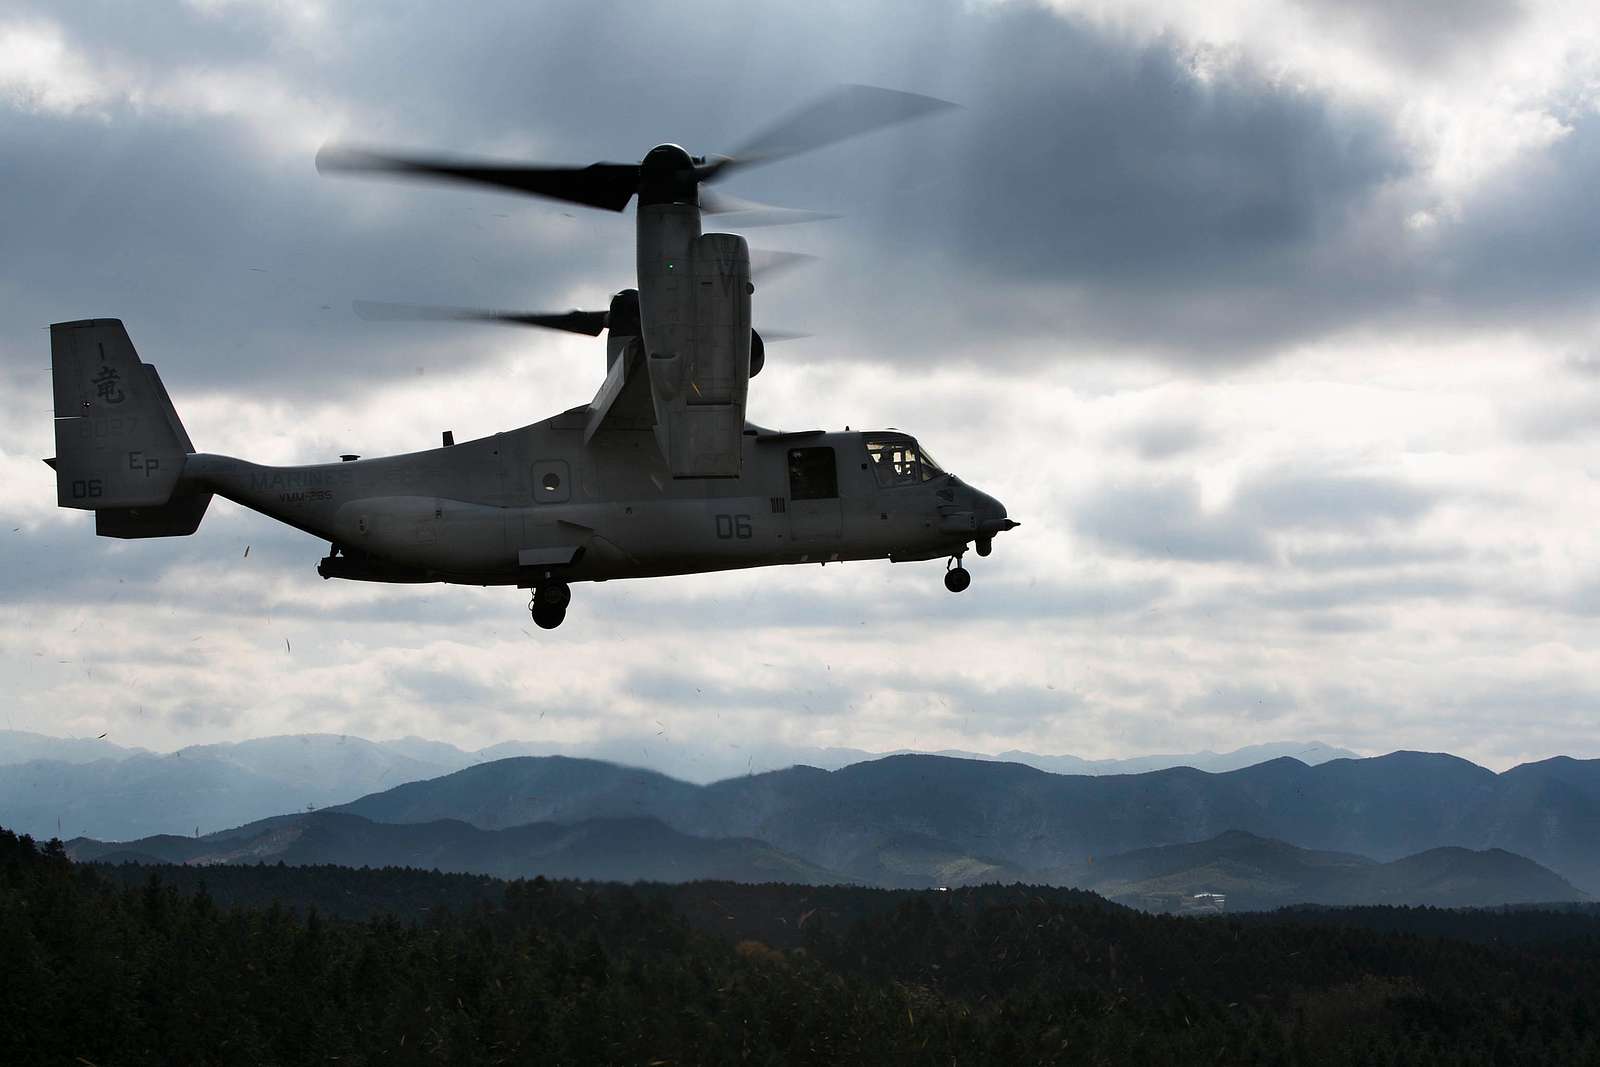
[{"left": 183, "top": 409, "right": 974, "bottom": 586}]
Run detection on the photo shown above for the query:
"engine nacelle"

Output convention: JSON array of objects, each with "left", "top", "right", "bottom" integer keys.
[
  {"left": 750, "top": 329, "right": 765, "bottom": 378},
  {"left": 646, "top": 231, "right": 751, "bottom": 477}
]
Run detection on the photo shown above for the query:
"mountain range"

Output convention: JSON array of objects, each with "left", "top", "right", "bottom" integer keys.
[
  {"left": 1061, "top": 830, "right": 1584, "bottom": 910},
  {"left": 0, "top": 729, "right": 1356, "bottom": 842},
  {"left": 67, "top": 811, "right": 836, "bottom": 886},
  {"left": 66, "top": 812, "right": 1585, "bottom": 910},
  {"left": 325, "top": 751, "right": 1600, "bottom": 894},
  {"left": 40, "top": 746, "right": 1598, "bottom": 902},
  {"left": 12, "top": 729, "right": 1597, "bottom": 904}
]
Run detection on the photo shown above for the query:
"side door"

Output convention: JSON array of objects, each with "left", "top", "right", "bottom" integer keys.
[{"left": 787, "top": 446, "right": 841, "bottom": 541}]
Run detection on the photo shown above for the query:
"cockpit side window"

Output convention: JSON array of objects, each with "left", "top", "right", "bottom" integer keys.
[{"left": 865, "top": 435, "right": 944, "bottom": 487}]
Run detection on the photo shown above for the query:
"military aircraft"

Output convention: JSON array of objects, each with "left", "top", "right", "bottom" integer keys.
[{"left": 46, "top": 85, "right": 1018, "bottom": 629}]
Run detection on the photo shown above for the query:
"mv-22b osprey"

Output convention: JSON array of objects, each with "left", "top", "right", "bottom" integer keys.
[{"left": 47, "top": 86, "right": 1018, "bottom": 629}]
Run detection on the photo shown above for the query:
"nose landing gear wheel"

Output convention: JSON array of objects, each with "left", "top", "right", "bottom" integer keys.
[
  {"left": 529, "top": 580, "right": 571, "bottom": 629},
  {"left": 944, "top": 562, "right": 971, "bottom": 593}
]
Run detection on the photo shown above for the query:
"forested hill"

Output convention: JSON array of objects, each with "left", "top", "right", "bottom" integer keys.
[
  {"left": 67, "top": 810, "right": 842, "bottom": 885},
  {"left": 1059, "top": 830, "right": 1587, "bottom": 910},
  {"left": 12, "top": 739, "right": 1599, "bottom": 893},
  {"left": 8, "top": 826, "right": 1600, "bottom": 1065},
  {"left": 329, "top": 750, "right": 1600, "bottom": 892},
  {"left": 69, "top": 815, "right": 1584, "bottom": 909}
]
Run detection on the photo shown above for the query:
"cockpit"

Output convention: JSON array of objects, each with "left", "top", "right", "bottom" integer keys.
[{"left": 863, "top": 433, "right": 948, "bottom": 487}]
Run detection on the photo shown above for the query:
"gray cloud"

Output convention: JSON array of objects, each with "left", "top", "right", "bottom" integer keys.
[
  {"left": 1295, "top": 611, "right": 1388, "bottom": 634},
  {"left": 1564, "top": 577, "right": 1600, "bottom": 618},
  {"left": 1115, "top": 416, "right": 1210, "bottom": 461},
  {"left": 789, "top": 5, "right": 1419, "bottom": 362},
  {"left": 945, "top": 14, "right": 1407, "bottom": 286},
  {"left": 1566, "top": 353, "right": 1600, "bottom": 378},
  {"left": 623, "top": 665, "right": 1081, "bottom": 737},
  {"left": 1181, "top": 680, "right": 1298, "bottom": 721},
  {"left": 599, "top": 571, "right": 1172, "bottom": 633},
  {"left": 1235, "top": 471, "right": 1438, "bottom": 531},
  {"left": 1516, "top": 409, "right": 1600, "bottom": 442},
  {"left": 1505, "top": 385, "right": 1600, "bottom": 442},
  {"left": 0, "top": 108, "right": 627, "bottom": 394},
  {"left": 1433, "top": 115, "right": 1600, "bottom": 318},
  {"left": 623, "top": 667, "right": 859, "bottom": 719},
  {"left": 1450, "top": 676, "right": 1600, "bottom": 735},
  {"left": 1286, "top": 542, "right": 1468, "bottom": 572},
  {"left": 5, "top": 0, "right": 1600, "bottom": 772},
  {"left": 0, "top": 511, "right": 318, "bottom": 605},
  {"left": 1291, "top": 0, "right": 1526, "bottom": 70},
  {"left": 389, "top": 664, "right": 498, "bottom": 709},
  {"left": 1247, "top": 573, "right": 1477, "bottom": 612},
  {"left": 1074, "top": 465, "right": 1441, "bottom": 563},
  {"left": 0, "top": 0, "right": 1416, "bottom": 386},
  {"left": 5, "top": 0, "right": 1595, "bottom": 384},
  {"left": 1074, "top": 479, "right": 1270, "bottom": 562}
]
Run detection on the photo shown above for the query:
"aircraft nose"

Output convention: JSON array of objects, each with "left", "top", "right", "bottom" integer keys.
[
  {"left": 974, "top": 490, "right": 1017, "bottom": 536},
  {"left": 972, "top": 491, "right": 1018, "bottom": 557}
]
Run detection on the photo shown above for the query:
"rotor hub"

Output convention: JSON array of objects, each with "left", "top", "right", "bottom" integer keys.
[{"left": 639, "top": 143, "right": 699, "bottom": 207}]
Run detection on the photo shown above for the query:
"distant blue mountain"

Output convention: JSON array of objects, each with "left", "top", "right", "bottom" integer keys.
[
  {"left": 0, "top": 729, "right": 1357, "bottom": 840},
  {"left": 10, "top": 730, "right": 1598, "bottom": 898},
  {"left": 331, "top": 751, "right": 1600, "bottom": 893},
  {"left": 65, "top": 815, "right": 1584, "bottom": 911},
  {"left": 66, "top": 810, "right": 840, "bottom": 886}
]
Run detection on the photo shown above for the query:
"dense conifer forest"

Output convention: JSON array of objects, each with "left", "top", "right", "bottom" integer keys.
[{"left": 5, "top": 826, "right": 1600, "bottom": 1064}]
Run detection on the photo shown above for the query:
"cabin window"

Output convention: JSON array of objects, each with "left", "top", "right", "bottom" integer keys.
[
  {"left": 864, "top": 435, "right": 944, "bottom": 487},
  {"left": 531, "top": 460, "right": 571, "bottom": 503},
  {"left": 788, "top": 447, "right": 838, "bottom": 500}
]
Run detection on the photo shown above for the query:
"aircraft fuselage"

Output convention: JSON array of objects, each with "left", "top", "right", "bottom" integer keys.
[{"left": 184, "top": 408, "right": 1006, "bottom": 588}]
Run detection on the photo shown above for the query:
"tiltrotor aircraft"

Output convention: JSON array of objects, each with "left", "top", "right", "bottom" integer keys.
[{"left": 47, "top": 85, "right": 1017, "bottom": 629}]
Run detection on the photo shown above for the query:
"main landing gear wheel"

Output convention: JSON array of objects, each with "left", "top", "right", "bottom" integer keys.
[
  {"left": 529, "top": 581, "right": 571, "bottom": 629},
  {"left": 944, "top": 557, "right": 971, "bottom": 593}
]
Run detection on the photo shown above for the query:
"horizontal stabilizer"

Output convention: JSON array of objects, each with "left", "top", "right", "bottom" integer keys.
[{"left": 95, "top": 490, "right": 213, "bottom": 539}]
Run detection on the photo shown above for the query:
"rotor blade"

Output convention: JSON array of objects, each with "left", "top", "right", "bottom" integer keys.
[
  {"left": 353, "top": 300, "right": 609, "bottom": 336},
  {"left": 754, "top": 328, "right": 810, "bottom": 342},
  {"left": 699, "top": 188, "right": 839, "bottom": 227},
  {"left": 747, "top": 249, "right": 817, "bottom": 282},
  {"left": 708, "top": 84, "right": 958, "bottom": 176},
  {"left": 317, "top": 146, "right": 640, "bottom": 211}
]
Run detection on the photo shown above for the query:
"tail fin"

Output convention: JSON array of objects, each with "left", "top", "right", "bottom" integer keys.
[{"left": 49, "top": 319, "right": 211, "bottom": 537}]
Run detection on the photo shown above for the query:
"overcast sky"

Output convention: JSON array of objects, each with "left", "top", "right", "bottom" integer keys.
[{"left": 3, "top": 0, "right": 1598, "bottom": 771}]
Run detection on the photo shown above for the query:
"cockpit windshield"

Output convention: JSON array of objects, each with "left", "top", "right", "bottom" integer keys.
[{"left": 864, "top": 434, "right": 946, "bottom": 487}]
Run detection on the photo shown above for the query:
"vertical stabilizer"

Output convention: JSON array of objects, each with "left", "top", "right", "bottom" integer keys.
[{"left": 49, "top": 319, "right": 209, "bottom": 535}]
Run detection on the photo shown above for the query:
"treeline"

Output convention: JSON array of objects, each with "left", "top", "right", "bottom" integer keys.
[{"left": 6, "top": 827, "right": 1600, "bottom": 1065}]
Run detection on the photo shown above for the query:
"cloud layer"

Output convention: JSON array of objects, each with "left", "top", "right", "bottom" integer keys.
[{"left": 3, "top": 0, "right": 1599, "bottom": 771}]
